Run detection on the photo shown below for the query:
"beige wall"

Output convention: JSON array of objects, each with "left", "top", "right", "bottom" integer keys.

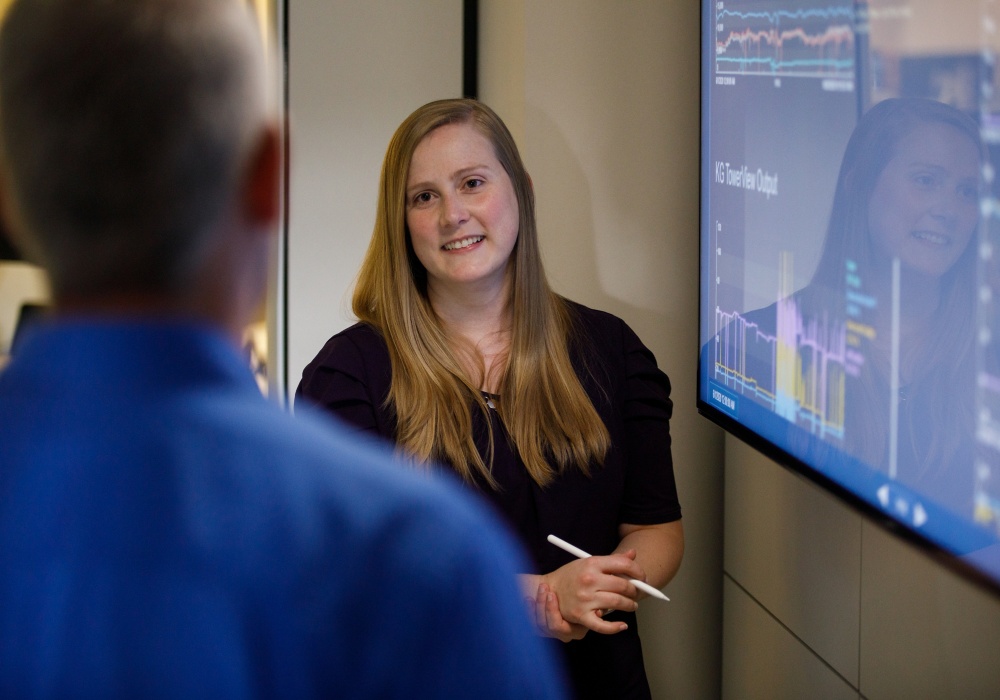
[
  {"left": 724, "top": 436, "right": 1000, "bottom": 699},
  {"left": 478, "top": 2, "right": 723, "bottom": 697}
]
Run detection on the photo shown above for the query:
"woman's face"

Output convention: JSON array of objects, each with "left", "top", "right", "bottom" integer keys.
[
  {"left": 868, "top": 122, "right": 981, "bottom": 280},
  {"left": 405, "top": 122, "right": 519, "bottom": 298}
]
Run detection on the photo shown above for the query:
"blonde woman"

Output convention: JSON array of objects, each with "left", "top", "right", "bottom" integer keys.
[{"left": 297, "top": 98, "right": 683, "bottom": 700}]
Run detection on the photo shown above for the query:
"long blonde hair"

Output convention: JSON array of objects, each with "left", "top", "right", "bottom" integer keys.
[{"left": 353, "top": 98, "right": 609, "bottom": 488}]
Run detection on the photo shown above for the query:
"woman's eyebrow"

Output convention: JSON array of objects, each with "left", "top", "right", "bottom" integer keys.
[
  {"left": 904, "top": 161, "right": 946, "bottom": 170},
  {"left": 407, "top": 164, "right": 494, "bottom": 194}
]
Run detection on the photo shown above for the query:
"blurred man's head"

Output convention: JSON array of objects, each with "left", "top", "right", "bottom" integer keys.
[{"left": 0, "top": 0, "right": 278, "bottom": 325}]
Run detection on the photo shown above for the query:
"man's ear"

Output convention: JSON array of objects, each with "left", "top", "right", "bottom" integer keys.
[
  {"left": 0, "top": 172, "right": 28, "bottom": 259},
  {"left": 0, "top": 177, "right": 12, "bottom": 254},
  {"left": 242, "top": 122, "right": 282, "bottom": 229}
]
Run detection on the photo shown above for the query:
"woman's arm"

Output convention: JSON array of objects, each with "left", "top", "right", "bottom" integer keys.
[{"left": 615, "top": 519, "right": 684, "bottom": 594}]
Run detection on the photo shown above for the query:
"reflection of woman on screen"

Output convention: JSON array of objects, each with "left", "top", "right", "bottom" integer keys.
[{"left": 744, "top": 98, "right": 984, "bottom": 512}]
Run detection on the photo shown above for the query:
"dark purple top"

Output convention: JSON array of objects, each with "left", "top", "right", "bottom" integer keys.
[{"left": 296, "top": 301, "right": 680, "bottom": 700}]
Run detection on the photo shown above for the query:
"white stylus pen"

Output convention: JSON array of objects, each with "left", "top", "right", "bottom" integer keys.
[{"left": 546, "top": 534, "right": 670, "bottom": 602}]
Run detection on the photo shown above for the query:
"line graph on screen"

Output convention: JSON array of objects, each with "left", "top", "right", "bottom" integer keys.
[
  {"left": 714, "top": 2, "right": 855, "bottom": 78},
  {"left": 711, "top": 236, "right": 858, "bottom": 441}
]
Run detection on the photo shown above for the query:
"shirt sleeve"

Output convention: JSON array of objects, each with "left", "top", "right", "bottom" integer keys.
[{"left": 617, "top": 319, "right": 683, "bottom": 526}]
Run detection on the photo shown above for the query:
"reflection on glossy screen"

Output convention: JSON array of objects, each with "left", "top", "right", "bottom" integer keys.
[{"left": 699, "top": 0, "right": 1000, "bottom": 589}]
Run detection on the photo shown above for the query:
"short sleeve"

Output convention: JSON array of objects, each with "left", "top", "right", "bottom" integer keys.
[{"left": 618, "top": 321, "right": 682, "bottom": 525}]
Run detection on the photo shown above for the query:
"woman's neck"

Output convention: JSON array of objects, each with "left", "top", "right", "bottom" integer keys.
[
  {"left": 866, "top": 265, "right": 947, "bottom": 384},
  {"left": 429, "top": 274, "right": 510, "bottom": 338},
  {"left": 867, "top": 258, "right": 942, "bottom": 329},
  {"left": 428, "top": 279, "right": 511, "bottom": 392}
]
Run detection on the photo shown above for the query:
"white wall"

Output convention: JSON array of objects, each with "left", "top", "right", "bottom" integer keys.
[
  {"left": 285, "top": 1, "right": 463, "bottom": 395},
  {"left": 479, "top": 2, "right": 723, "bottom": 697}
]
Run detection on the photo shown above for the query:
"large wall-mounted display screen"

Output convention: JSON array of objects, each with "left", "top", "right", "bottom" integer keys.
[{"left": 698, "top": 0, "right": 1000, "bottom": 591}]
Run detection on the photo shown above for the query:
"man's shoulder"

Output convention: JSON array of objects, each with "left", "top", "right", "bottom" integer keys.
[
  {"left": 0, "top": 330, "right": 568, "bottom": 699},
  {"left": 217, "top": 397, "right": 507, "bottom": 546}
]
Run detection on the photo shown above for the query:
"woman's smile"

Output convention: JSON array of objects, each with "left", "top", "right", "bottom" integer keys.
[{"left": 443, "top": 235, "right": 485, "bottom": 251}]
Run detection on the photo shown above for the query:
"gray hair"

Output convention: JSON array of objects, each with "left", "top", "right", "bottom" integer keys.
[{"left": 0, "top": 0, "right": 270, "bottom": 298}]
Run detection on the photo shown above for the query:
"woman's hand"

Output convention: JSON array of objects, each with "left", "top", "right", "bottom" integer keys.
[
  {"left": 520, "top": 520, "right": 684, "bottom": 642},
  {"left": 528, "top": 583, "right": 589, "bottom": 642},
  {"left": 535, "top": 551, "right": 646, "bottom": 636}
]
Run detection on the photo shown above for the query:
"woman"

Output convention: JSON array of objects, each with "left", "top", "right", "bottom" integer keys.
[
  {"left": 297, "top": 98, "right": 683, "bottom": 699},
  {"left": 733, "top": 97, "right": 984, "bottom": 514}
]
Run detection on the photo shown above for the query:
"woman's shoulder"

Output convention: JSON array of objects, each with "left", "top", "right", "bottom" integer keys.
[
  {"left": 561, "top": 298, "right": 642, "bottom": 350},
  {"left": 335, "top": 321, "right": 386, "bottom": 346},
  {"left": 298, "top": 322, "right": 390, "bottom": 393},
  {"left": 560, "top": 298, "right": 658, "bottom": 380},
  {"left": 316, "top": 322, "right": 387, "bottom": 360},
  {"left": 559, "top": 298, "right": 671, "bottom": 406},
  {"left": 562, "top": 298, "right": 628, "bottom": 334}
]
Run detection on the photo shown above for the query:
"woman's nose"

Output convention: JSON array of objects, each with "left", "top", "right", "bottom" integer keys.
[
  {"left": 929, "top": 190, "right": 961, "bottom": 228},
  {"left": 440, "top": 193, "right": 469, "bottom": 227}
]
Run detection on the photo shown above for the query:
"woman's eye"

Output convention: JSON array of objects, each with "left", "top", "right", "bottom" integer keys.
[
  {"left": 959, "top": 183, "right": 981, "bottom": 202},
  {"left": 413, "top": 192, "right": 433, "bottom": 205},
  {"left": 912, "top": 173, "right": 936, "bottom": 188},
  {"left": 465, "top": 178, "right": 484, "bottom": 189}
]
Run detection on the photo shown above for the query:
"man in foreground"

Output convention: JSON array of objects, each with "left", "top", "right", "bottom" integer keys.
[{"left": 0, "top": 0, "right": 566, "bottom": 697}]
